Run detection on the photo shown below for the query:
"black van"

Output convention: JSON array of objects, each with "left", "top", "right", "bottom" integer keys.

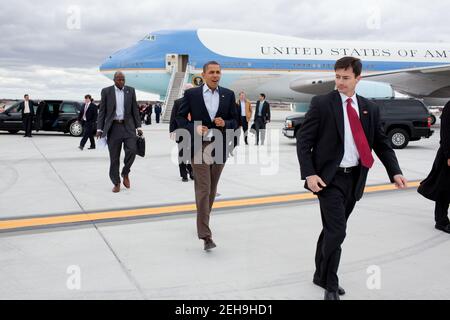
[
  {"left": 0, "top": 100, "right": 84, "bottom": 136},
  {"left": 282, "top": 98, "right": 434, "bottom": 149}
]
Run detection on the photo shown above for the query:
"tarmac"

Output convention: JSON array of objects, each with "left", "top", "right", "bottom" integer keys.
[{"left": 0, "top": 111, "right": 449, "bottom": 300}]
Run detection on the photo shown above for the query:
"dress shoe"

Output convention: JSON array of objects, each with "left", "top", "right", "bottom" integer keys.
[
  {"left": 435, "top": 223, "right": 450, "bottom": 234},
  {"left": 324, "top": 290, "right": 340, "bottom": 300},
  {"left": 182, "top": 177, "right": 189, "bottom": 182},
  {"left": 122, "top": 175, "right": 130, "bottom": 189},
  {"left": 78, "top": 146, "right": 83, "bottom": 150},
  {"left": 204, "top": 238, "right": 217, "bottom": 251},
  {"left": 112, "top": 184, "right": 120, "bottom": 193},
  {"left": 88, "top": 146, "right": 95, "bottom": 150},
  {"left": 189, "top": 172, "right": 194, "bottom": 180},
  {"left": 313, "top": 278, "right": 346, "bottom": 295}
]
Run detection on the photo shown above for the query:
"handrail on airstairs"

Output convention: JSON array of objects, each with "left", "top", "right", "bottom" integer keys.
[
  {"left": 180, "top": 64, "right": 191, "bottom": 96},
  {"left": 162, "top": 66, "right": 176, "bottom": 112},
  {"left": 161, "top": 64, "right": 192, "bottom": 122}
]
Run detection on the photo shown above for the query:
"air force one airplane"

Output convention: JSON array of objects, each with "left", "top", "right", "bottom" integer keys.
[{"left": 99, "top": 29, "right": 450, "bottom": 112}]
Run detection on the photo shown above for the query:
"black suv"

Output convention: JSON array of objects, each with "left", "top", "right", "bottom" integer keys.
[
  {"left": 0, "top": 100, "right": 84, "bottom": 136},
  {"left": 282, "top": 98, "right": 434, "bottom": 149}
]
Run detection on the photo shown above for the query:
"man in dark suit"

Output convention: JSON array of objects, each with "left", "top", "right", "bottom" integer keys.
[
  {"left": 418, "top": 101, "right": 450, "bottom": 233},
  {"left": 78, "top": 94, "right": 98, "bottom": 150},
  {"left": 176, "top": 61, "right": 238, "bottom": 251},
  {"left": 17, "top": 94, "right": 38, "bottom": 137},
  {"left": 170, "top": 83, "right": 194, "bottom": 182},
  {"left": 253, "top": 93, "right": 270, "bottom": 145},
  {"left": 144, "top": 103, "right": 152, "bottom": 125},
  {"left": 155, "top": 103, "right": 162, "bottom": 123},
  {"left": 297, "top": 57, "right": 408, "bottom": 300},
  {"left": 96, "top": 71, "right": 143, "bottom": 193}
]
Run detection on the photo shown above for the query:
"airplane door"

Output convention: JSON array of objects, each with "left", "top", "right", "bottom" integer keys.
[
  {"left": 166, "top": 54, "right": 178, "bottom": 72},
  {"left": 179, "top": 55, "right": 189, "bottom": 72},
  {"left": 166, "top": 54, "right": 189, "bottom": 72}
]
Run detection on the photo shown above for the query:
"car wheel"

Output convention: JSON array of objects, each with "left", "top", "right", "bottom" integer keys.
[
  {"left": 8, "top": 130, "right": 19, "bottom": 134},
  {"left": 388, "top": 128, "right": 410, "bottom": 149},
  {"left": 69, "top": 121, "right": 83, "bottom": 137},
  {"left": 430, "top": 114, "right": 436, "bottom": 125}
]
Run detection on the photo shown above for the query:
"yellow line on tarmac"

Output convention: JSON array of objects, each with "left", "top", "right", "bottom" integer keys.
[{"left": 0, "top": 181, "right": 420, "bottom": 232}]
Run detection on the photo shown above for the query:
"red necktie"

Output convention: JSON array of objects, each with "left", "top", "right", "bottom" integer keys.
[{"left": 346, "top": 98, "right": 374, "bottom": 168}]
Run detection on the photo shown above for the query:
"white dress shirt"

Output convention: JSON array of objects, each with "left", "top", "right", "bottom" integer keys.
[
  {"left": 97, "top": 86, "right": 142, "bottom": 133},
  {"left": 240, "top": 100, "right": 246, "bottom": 117},
  {"left": 258, "top": 100, "right": 265, "bottom": 116},
  {"left": 114, "top": 86, "right": 125, "bottom": 120},
  {"left": 203, "top": 85, "right": 220, "bottom": 140},
  {"left": 203, "top": 84, "right": 220, "bottom": 121},
  {"left": 24, "top": 100, "right": 30, "bottom": 114},
  {"left": 83, "top": 103, "right": 89, "bottom": 121},
  {"left": 339, "top": 92, "right": 360, "bottom": 168}
]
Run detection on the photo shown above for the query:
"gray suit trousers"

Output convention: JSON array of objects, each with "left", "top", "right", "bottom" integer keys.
[{"left": 107, "top": 123, "right": 137, "bottom": 185}]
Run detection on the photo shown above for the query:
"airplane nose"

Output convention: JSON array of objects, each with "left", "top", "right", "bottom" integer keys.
[{"left": 99, "top": 43, "right": 145, "bottom": 72}]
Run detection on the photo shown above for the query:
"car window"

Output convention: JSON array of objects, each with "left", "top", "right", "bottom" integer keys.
[
  {"left": 73, "top": 102, "right": 82, "bottom": 112},
  {"left": 60, "top": 103, "right": 76, "bottom": 113},
  {"left": 2, "top": 101, "right": 19, "bottom": 110},
  {"left": 383, "top": 100, "right": 428, "bottom": 115},
  {"left": 6, "top": 103, "right": 21, "bottom": 113}
]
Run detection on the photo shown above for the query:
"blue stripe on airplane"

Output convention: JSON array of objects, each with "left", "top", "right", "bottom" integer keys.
[{"left": 100, "top": 30, "right": 448, "bottom": 72}]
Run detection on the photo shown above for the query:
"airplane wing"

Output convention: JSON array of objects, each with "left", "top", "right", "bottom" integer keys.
[{"left": 289, "top": 64, "right": 450, "bottom": 98}]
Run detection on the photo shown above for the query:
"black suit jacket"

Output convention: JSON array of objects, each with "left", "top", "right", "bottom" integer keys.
[
  {"left": 254, "top": 101, "right": 271, "bottom": 122},
  {"left": 97, "top": 85, "right": 141, "bottom": 138},
  {"left": 169, "top": 97, "right": 183, "bottom": 133},
  {"left": 176, "top": 85, "right": 238, "bottom": 163},
  {"left": 441, "top": 101, "right": 450, "bottom": 159},
  {"left": 78, "top": 102, "right": 98, "bottom": 123},
  {"left": 235, "top": 102, "right": 242, "bottom": 127},
  {"left": 297, "top": 90, "right": 402, "bottom": 200},
  {"left": 18, "top": 100, "right": 37, "bottom": 117},
  {"left": 417, "top": 102, "right": 450, "bottom": 201}
]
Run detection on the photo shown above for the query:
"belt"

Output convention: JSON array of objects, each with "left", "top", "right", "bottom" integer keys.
[
  {"left": 113, "top": 120, "right": 124, "bottom": 124},
  {"left": 337, "top": 166, "right": 358, "bottom": 173}
]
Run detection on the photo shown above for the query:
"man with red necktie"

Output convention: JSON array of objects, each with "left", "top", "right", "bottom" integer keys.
[{"left": 297, "top": 56, "right": 408, "bottom": 300}]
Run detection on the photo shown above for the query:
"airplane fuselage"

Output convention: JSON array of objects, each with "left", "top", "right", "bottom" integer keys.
[{"left": 99, "top": 29, "right": 450, "bottom": 104}]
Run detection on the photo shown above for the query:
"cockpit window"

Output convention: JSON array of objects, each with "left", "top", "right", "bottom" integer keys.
[{"left": 142, "top": 34, "right": 156, "bottom": 41}]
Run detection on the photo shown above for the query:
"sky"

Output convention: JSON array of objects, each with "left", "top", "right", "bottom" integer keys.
[{"left": 1, "top": 0, "right": 449, "bottom": 100}]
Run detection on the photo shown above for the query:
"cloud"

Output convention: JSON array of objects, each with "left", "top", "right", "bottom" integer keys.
[{"left": 1, "top": 0, "right": 449, "bottom": 99}]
